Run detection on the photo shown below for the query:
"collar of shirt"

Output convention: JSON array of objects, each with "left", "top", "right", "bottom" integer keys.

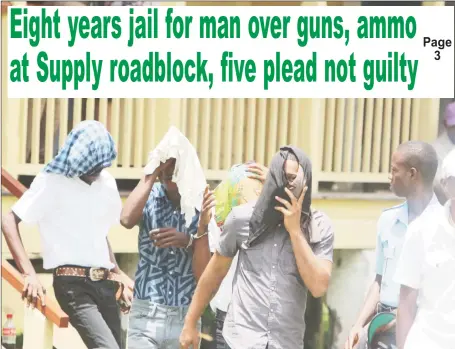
[
  {"left": 394, "top": 202, "right": 409, "bottom": 227},
  {"left": 393, "top": 195, "right": 440, "bottom": 227},
  {"left": 154, "top": 182, "right": 171, "bottom": 200}
]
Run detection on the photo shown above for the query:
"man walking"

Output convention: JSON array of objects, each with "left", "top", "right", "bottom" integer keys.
[
  {"left": 210, "top": 162, "right": 267, "bottom": 349},
  {"left": 395, "top": 149, "right": 455, "bottom": 349},
  {"left": 180, "top": 146, "right": 335, "bottom": 349},
  {"left": 344, "top": 141, "right": 441, "bottom": 349},
  {"left": 121, "top": 128, "right": 214, "bottom": 349},
  {"left": 1, "top": 121, "right": 131, "bottom": 349}
]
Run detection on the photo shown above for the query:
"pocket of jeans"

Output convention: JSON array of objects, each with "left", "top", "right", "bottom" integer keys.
[
  {"left": 240, "top": 245, "right": 264, "bottom": 273},
  {"left": 130, "top": 309, "right": 149, "bottom": 320},
  {"left": 128, "top": 308, "right": 151, "bottom": 337},
  {"left": 53, "top": 277, "right": 82, "bottom": 310},
  {"left": 95, "top": 280, "right": 118, "bottom": 301}
]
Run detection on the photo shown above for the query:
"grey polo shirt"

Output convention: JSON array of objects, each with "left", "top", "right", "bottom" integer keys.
[{"left": 216, "top": 200, "right": 334, "bottom": 349}]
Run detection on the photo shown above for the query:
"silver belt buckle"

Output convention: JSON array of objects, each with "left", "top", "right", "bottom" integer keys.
[{"left": 89, "top": 268, "right": 105, "bottom": 281}]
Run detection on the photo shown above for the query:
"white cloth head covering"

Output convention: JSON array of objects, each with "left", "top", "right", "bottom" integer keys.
[
  {"left": 442, "top": 149, "right": 455, "bottom": 180},
  {"left": 144, "top": 126, "right": 207, "bottom": 227}
]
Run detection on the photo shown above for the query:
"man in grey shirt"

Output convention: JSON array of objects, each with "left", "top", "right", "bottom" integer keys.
[{"left": 180, "top": 146, "right": 334, "bottom": 349}]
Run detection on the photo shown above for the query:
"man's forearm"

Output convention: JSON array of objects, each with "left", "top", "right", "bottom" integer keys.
[
  {"left": 396, "top": 311, "right": 414, "bottom": 349},
  {"left": 1, "top": 212, "right": 36, "bottom": 276},
  {"left": 120, "top": 174, "right": 157, "bottom": 228},
  {"left": 396, "top": 286, "right": 418, "bottom": 349},
  {"left": 107, "top": 238, "right": 120, "bottom": 272},
  {"left": 107, "top": 238, "right": 135, "bottom": 289},
  {"left": 192, "top": 224, "right": 211, "bottom": 282},
  {"left": 354, "top": 277, "right": 381, "bottom": 328},
  {"left": 289, "top": 229, "right": 331, "bottom": 297},
  {"left": 185, "top": 253, "right": 232, "bottom": 325}
]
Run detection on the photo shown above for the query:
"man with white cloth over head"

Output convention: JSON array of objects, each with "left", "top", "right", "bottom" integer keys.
[
  {"left": 121, "top": 126, "right": 214, "bottom": 349},
  {"left": 395, "top": 148, "right": 455, "bottom": 349}
]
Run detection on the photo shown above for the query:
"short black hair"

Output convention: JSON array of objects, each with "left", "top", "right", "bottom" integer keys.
[{"left": 397, "top": 141, "right": 438, "bottom": 186}]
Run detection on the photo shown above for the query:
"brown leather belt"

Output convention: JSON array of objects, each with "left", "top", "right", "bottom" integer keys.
[{"left": 54, "top": 266, "right": 125, "bottom": 301}]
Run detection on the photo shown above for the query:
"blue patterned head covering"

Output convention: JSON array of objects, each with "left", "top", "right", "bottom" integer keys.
[{"left": 43, "top": 120, "right": 117, "bottom": 177}]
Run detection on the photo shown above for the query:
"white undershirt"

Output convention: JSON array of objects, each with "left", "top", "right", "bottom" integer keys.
[{"left": 12, "top": 171, "right": 122, "bottom": 270}]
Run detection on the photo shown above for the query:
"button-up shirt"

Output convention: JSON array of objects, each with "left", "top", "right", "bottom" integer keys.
[
  {"left": 375, "top": 195, "right": 440, "bottom": 307},
  {"left": 394, "top": 201, "right": 455, "bottom": 349},
  {"left": 133, "top": 183, "right": 199, "bottom": 306},
  {"left": 216, "top": 200, "right": 334, "bottom": 349}
]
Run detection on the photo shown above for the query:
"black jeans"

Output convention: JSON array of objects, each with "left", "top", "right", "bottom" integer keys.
[
  {"left": 53, "top": 275, "right": 121, "bottom": 349},
  {"left": 215, "top": 309, "right": 231, "bottom": 349}
]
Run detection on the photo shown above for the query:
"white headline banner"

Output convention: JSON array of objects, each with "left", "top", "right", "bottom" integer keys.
[{"left": 7, "top": 5, "right": 455, "bottom": 98}]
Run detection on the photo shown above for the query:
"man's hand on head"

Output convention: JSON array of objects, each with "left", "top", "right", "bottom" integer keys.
[
  {"left": 247, "top": 163, "right": 269, "bottom": 183},
  {"left": 199, "top": 186, "right": 216, "bottom": 227},
  {"left": 153, "top": 158, "right": 176, "bottom": 177}
]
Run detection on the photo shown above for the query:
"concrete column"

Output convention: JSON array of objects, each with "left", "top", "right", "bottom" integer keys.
[{"left": 23, "top": 307, "right": 53, "bottom": 349}]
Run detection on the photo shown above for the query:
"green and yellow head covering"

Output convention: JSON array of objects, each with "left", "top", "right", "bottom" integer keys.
[{"left": 214, "top": 162, "right": 263, "bottom": 228}]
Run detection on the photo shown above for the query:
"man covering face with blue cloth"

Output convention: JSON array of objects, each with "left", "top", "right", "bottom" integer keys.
[
  {"left": 2, "top": 121, "right": 132, "bottom": 349},
  {"left": 180, "top": 146, "right": 335, "bottom": 349}
]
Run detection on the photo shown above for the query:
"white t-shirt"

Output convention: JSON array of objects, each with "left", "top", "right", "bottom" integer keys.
[
  {"left": 394, "top": 201, "right": 455, "bottom": 349},
  {"left": 12, "top": 171, "right": 122, "bottom": 270}
]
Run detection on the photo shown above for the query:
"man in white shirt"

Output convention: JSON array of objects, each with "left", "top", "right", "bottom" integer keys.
[
  {"left": 395, "top": 149, "right": 455, "bottom": 349},
  {"left": 345, "top": 141, "right": 441, "bottom": 349},
  {"left": 1, "top": 121, "right": 131, "bottom": 349}
]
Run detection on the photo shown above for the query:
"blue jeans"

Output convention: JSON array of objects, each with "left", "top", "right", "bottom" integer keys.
[{"left": 127, "top": 299, "right": 201, "bottom": 349}]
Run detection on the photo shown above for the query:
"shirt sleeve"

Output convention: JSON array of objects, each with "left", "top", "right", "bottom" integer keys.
[
  {"left": 11, "top": 173, "right": 53, "bottom": 225},
  {"left": 208, "top": 218, "right": 220, "bottom": 253},
  {"left": 111, "top": 193, "right": 122, "bottom": 225},
  {"left": 393, "top": 224, "right": 424, "bottom": 290},
  {"left": 215, "top": 209, "right": 240, "bottom": 258},
  {"left": 312, "top": 212, "right": 335, "bottom": 262},
  {"left": 375, "top": 217, "right": 385, "bottom": 276}
]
